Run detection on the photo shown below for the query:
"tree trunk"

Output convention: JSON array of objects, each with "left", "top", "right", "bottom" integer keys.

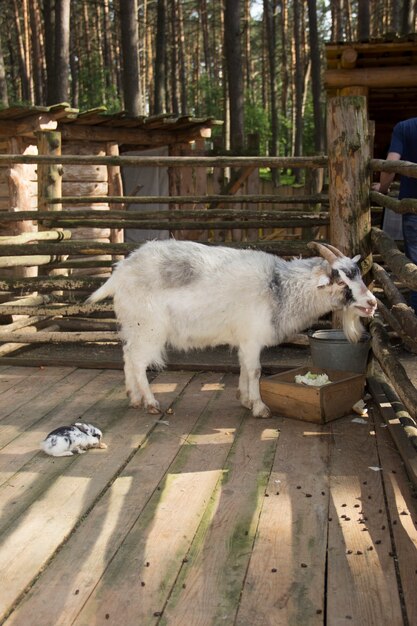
[
  {"left": 120, "top": 0, "right": 142, "bottom": 116},
  {"left": 144, "top": 0, "right": 154, "bottom": 111},
  {"left": 103, "top": 0, "right": 115, "bottom": 94},
  {"left": 264, "top": 0, "right": 279, "bottom": 183},
  {"left": 154, "top": 0, "right": 166, "bottom": 114},
  {"left": 330, "top": 0, "right": 343, "bottom": 42},
  {"left": 307, "top": 0, "right": 324, "bottom": 154},
  {"left": 176, "top": 0, "right": 187, "bottom": 114},
  {"left": 43, "top": 0, "right": 55, "bottom": 105},
  {"left": 29, "top": 0, "right": 44, "bottom": 105},
  {"left": 0, "top": 29, "right": 8, "bottom": 106},
  {"left": 46, "top": 0, "right": 70, "bottom": 105},
  {"left": 12, "top": 0, "right": 30, "bottom": 101},
  {"left": 357, "top": 0, "right": 370, "bottom": 40},
  {"left": 279, "top": 0, "right": 289, "bottom": 155},
  {"left": 169, "top": 0, "right": 179, "bottom": 114},
  {"left": 400, "top": 0, "right": 414, "bottom": 35},
  {"left": 70, "top": 10, "right": 79, "bottom": 108},
  {"left": 224, "top": 0, "right": 245, "bottom": 153},
  {"left": 292, "top": 0, "right": 303, "bottom": 181},
  {"left": 200, "top": 0, "right": 212, "bottom": 80}
]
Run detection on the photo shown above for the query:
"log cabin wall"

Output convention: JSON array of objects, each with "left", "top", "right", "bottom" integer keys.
[
  {"left": 0, "top": 106, "right": 218, "bottom": 278},
  {"left": 325, "top": 37, "right": 417, "bottom": 161},
  {"left": 0, "top": 138, "right": 38, "bottom": 279},
  {"left": 62, "top": 140, "right": 110, "bottom": 277}
]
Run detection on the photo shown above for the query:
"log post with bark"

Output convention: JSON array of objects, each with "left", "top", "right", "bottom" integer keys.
[
  {"left": 326, "top": 96, "right": 373, "bottom": 329},
  {"left": 36, "top": 130, "right": 63, "bottom": 212},
  {"left": 327, "top": 96, "right": 372, "bottom": 268},
  {"left": 35, "top": 130, "right": 67, "bottom": 278}
]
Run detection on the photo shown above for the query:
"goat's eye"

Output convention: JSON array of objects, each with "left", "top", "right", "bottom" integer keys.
[{"left": 337, "top": 280, "right": 346, "bottom": 287}]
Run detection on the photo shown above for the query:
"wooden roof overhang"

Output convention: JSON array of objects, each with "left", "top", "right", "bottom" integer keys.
[
  {"left": 0, "top": 104, "right": 221, "bottom": 148},
  {"left": 325, "top": 38, "right": 417, "bottom": 157}
]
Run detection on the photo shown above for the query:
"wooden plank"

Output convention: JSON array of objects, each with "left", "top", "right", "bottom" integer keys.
[
  {"left": 0, "top": 369, "right": 194, "bottom": 623},
  {"left": 0, "top": 366, "right": 41, "bottom": 395},
  {"left": 0, "top": 369, "right": 122, "bottom": 496},
  {"left": 3, "top": 371, "right": 219, "bottom": 626},
  {"left": 162, "top": 414, "right": 280, "bottom": 625},
  {"left": 373, "top": 405, "right": 417, "bottom": 625},
  {"left": 0, "top": 355, "right": 124, "bottom": 370},
  {"left": 71, "top": 374, "right": 248, "bottom": 626},
  {"left": 326, "top": 416, "right": 404, "bottom": 625},
  {"left": 0, "top": 366, "right": 78, "bottom": 420},
  {"left": 235, "top": 418, "right": 330, "bottom": 626}
]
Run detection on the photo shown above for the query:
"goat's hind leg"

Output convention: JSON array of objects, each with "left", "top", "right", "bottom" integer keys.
[
  {"left": 123, "top": 345, "right": 143, "bottom": 408},
  {"left": 125, "top": 340, "right": 163, "bottom": 414}
]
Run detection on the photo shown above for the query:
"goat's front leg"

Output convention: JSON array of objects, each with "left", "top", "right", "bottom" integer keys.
[
  {"left": 238, "top": 344, "right": 271, "bottom": 418},
  {"left": 237, "top": 351, "right": 251, "bottom": 409}
]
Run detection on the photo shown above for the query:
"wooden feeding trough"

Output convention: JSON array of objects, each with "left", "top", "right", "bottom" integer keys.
[{"left": 260, "top": 366, "right": 366, "bottom": 423}]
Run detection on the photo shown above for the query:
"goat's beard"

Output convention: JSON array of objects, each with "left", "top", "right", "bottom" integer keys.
[{"left": 342, "top": 307, "right": 366, "bottom": 343}]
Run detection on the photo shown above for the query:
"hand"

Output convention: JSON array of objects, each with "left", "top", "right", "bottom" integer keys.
[{"left": 371, "top": 182, "right": 381, "bottom": 191}]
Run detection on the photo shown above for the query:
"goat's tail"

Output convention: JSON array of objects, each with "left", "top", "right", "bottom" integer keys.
[{"left": 86, "top": 275, "right": 116, "bottom": 303}]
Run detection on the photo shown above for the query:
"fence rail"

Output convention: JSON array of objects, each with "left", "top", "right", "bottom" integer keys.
[{"left": 0, "top": 136, "right": 415, "bottom": 431}]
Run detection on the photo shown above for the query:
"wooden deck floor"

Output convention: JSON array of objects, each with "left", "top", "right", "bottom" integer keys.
[{"left": 0, "top": 364, "right": 416, "bottom": 626}]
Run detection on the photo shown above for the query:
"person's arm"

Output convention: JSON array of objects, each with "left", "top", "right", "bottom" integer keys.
[{"left": 373, "top": 151, "right": 401, "bottom": 193}]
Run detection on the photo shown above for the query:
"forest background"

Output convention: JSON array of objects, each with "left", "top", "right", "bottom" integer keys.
[{"left": 0, "top": 0, "right": 416, "bottom": 158}]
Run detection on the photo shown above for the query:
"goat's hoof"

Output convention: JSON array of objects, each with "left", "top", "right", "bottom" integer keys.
[
  {"left": 147, "top": 403, "right": 161, "bottom": 415},
  {"left": 237, "top": 391, "right": 253, "bottom": 410},
  {"left": 253, "top": 403, "right": 272, "bottom": 419},
  {"left": 129, "top": 399, "right": 143, "bottom": 408}
]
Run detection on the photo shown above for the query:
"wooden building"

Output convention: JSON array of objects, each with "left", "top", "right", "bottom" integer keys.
[
  {"left": 325, "top": 37, "right": 417, "bottom": 159},
  {"left": 0, "top": 104, "right": 220, "bottom": 274}
]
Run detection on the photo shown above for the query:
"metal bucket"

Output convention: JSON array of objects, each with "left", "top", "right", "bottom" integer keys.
[{"left": 308, "top": 329, "right": 371, "bottom": 374}]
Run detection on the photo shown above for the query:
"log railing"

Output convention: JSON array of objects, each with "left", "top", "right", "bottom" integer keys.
[
  {"left": 369, "top": 157, "right": 417, "bottom": 435},
  {"left": 0, "top": 152, "right": 329, "bottom": 354},
  {"left": 0, "top": 98, "right": 415, "bottom": 433}
]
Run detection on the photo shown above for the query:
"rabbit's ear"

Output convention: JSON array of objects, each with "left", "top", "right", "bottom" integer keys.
[{"left": 73, "top": 423, "right": 90, "bottom": 435}]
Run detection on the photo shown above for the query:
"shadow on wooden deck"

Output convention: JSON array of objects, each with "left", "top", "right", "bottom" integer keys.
[{"left": 0, "top": 365, "right": 416, "bottom": 625}]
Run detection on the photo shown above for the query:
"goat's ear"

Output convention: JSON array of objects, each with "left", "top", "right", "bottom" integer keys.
[
  {"left": 352, "top": 254, "right": 361, "bottom": 264},
  {"left": 317, "top": 274, "right": 331, "bottom": 288}
]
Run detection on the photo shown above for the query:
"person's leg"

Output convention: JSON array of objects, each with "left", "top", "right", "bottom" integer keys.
[{"left": 403, "top": 213, "right": 417, "bottom": 313}]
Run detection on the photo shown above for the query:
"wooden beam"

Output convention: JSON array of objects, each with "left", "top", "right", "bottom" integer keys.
[
  {"left": 59, "top": 124, "right": 178, "bottom": 145},
  {"left": 0, "top": 115, "right": 58, "bottom": 138},
  {"left": 325, "top": 66, "right": 417, "bottom": 88},
  {"left": 0, "top": 154, "right": 329, "bottom": 168},
  {"left": 0, "top": 330, "right": 119, "bottom": 344},
  {"left": 371, "top": 226, "right": 417, "bottom": 290},
  {"left": 370, "top": 318, "right": 417, "bottom": 419},
  {"left": 340, "top": 47, "right": 358, "bottom": 69}
]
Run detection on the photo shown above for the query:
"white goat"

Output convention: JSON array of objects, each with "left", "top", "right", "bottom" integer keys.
[{"left": 87, "top": 240, "right": 377, "bottom": 418}]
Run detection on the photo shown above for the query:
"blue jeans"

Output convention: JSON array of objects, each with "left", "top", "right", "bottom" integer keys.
[{"left": 403, "top": 213, "right": 417, "bottom": 313}]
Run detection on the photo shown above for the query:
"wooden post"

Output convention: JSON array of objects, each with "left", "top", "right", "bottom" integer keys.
[
  {"left": 327, "top": 96, "right": 372, "bottom": 271},
  {"left": 36, "top": 130, "right": 66, "bottom": 277},
  {"left": 327, "top": 96, "right": 373, "bottom": 330},
  {"left": 106, "top": 141, "right": 124, "bottom": 260},
  {"left": 36, "top": 130, "right": 63, "bottom": 212}
]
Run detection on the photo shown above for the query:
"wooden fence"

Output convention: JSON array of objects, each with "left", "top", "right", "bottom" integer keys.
[{"left": 0, "top": 97, "right": 416, "bottom": 432}]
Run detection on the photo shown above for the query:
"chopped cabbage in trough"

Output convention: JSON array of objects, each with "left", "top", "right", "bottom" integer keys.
[{"left": 294, "top": 371, "right": 331, "bottom": 387}]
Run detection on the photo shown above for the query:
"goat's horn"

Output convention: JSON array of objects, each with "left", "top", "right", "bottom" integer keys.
[
  {"left": 320, "top": 242, "right": 345, "bottom": 258},
  {"left": 307, "top": 241, "right": 338, "bottom": 264}
]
